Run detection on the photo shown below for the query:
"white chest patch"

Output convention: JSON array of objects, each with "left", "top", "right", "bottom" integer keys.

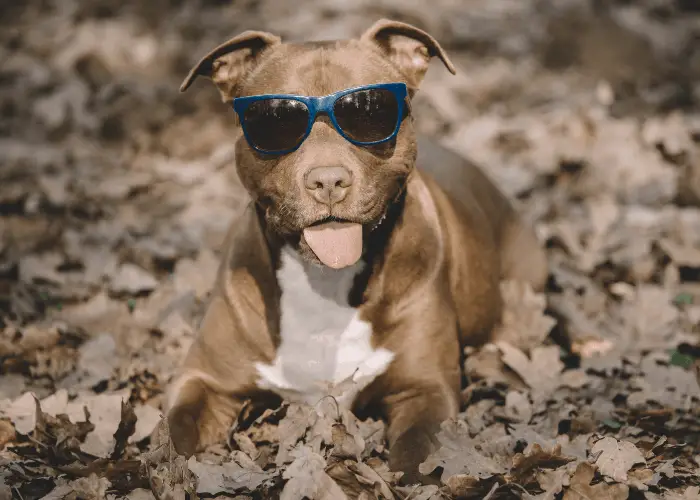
[{"left": 254, "top": 247, "right": 395, "bottom": 408}]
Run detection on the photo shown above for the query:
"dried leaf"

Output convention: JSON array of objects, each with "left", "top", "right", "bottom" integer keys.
[
  {"left": 394, "top": 484, "right": 442, "bottom": 500},
  {"left": 43, "top": 474, "right": 112, "bottom": 500},
  {"left": 504, "top": 391, "right": 532, "bottom": 423},
  {"left": 187, "top": 452, "right": 275, "bottom": 495},
  {"left": 173, "top": 249, "right": 219, "bottom": 299},
  {"left": 110, "top": 263, "right": 158, "bottom": 295},
  {"left": 563, "top": 462, "right": 628, "bottom": 500},
  {"left": 330, "top": 423, "right": 364, "bottom": 460},
  {"left": 281, "top": 446, "right": 347, "bottom": 500},
  {"left": 592, "top": 437, "right": 645, "bottom": 483},
  {"left": 150, "top": 454, "right": 195, "bottom": 500},
  {"left": 617, "top": 285, "right": 679, "bottom": 351},
  {"left": 276, "top": 404, "right": 313, "bottom": 466},
  {"left": 444, "top": 474, "right": 481, "bottom": 497},
  {"left": 627, "top": 353, "right": 700, "bottom": 409},
  {"left": 497, "top": 342, "right": 564, "bottom": 399},
  {"left": 78, "top": 393, "right": 128, "bottom": 458},
  {"left": 111, "top": 400, "right": 137, "bottom": 459},
  {"left": 491, "top": 280, "right": 556, "bottom": 351},
  {"left": 326, "top": 460, "right": 396, "bottom": 499},
  {"left": 418, "top": 419, "right": 507, "bottom": 482},
  {"left": 535, "top": 465, "right": 571, "bottom": 500},
  {"left": 131, "top": 404, "right": 163, "bottom": 444},
  {"left": 464, "top": 344, "right": 525, "bottom": 388},
  {"left": 65, "top": 333, "right": 118, "bottom": 389}
]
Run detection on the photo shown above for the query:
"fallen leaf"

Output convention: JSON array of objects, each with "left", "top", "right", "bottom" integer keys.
[
  {"left": 616, "top": 285, "right": 679, "bottom": 352},
  {"left": 110, "top": 263, "right": 158, "bottom": 295},
  {"left": 491, "top": 280, "right": 556, "bottom": 352},
  {"left": 61, "top": 333, "right": 118, "bottom": 389},
  {"left": 131, "top": 404, "right": 162, "bottom": 443},
  {"left": 563, "top": 462, "right": 628, "bottom": 500},
  {"left": 463, "top": 344, "right": 525, "bottom": 388},
  {"left": 674, "top": 487, "right": 700, "bottom": 499},
  {"left": 658, "top": 238, "right": 700, "bottom": 268},
  {"left": 19, "top": 253, "right": 65, "bottom": 286},
  {"left": 69, "top": 474, "right": 112, "bottom": 499},
  {"left": 357, "top": 418, "right": 386, "bottom": 459},
  {"left": 330, "top": 423, "right": 364, "bottom": 460},
  {"left": 173, "top": 249, "right": 219, "bottom": 299},
  {"left": 592, "top": 436, "right": 645, "bottom": 483},
  {"left": 394, "top": 484, "right": 441, "bottom": 500},
  {"left": 281, "top": 445, "right": 348, "bottom": 500},
  {"left": 32, "top": 397, "right": 95, "bottom": 462},
  {"left": 122, "top": 489, "right": 157, "bottom": 500},
  {"left": 504, "top": 391, "right": 533, "bottom": 423},
  {"left": 150, "top": 454, "right": 195, "bottom": 500},
  {"left": 111, "top": 400, "right": 137, "bottom": 459},
  {"left": 509, "top": 443, "right": 573, "bottom": 488},
  {"left": 497, "top": 342, "right": 564, "bottom": 400},
  {"left": 418, "top": 419, "right": 507, "bottom": 482},
  {"left": 187, "top": 452, "right": 275, "bottom": 495},
  {"left": 78, "top": 393, "right": 128, "bottom": 458},
  {"left": 54, "top": 292, "right": 132, "bottom": 338},
  {"left": 326, "top": 459, "right": 396, "bottom": 499},
  {"left": 275, "top": 404, "right": 314, "bottom": 466},
  {"left": 0, "top": 390, "right": 71, "bottom": 434},
  {"left": 366, "top": 457, "right": 402, "bottom": 486},
  {"left": 444, "top": 474, "right": 483, "bottom": 497},
  {"left": 627, "top": 353, "right": 700, "bottom": 409},
  {"left": 535, "top": 465, "right": 571, "bottom": 500}
]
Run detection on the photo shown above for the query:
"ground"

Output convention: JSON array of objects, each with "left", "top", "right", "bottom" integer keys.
[{"left": 2, "top": 0, "right": 700, "bottom": 499}]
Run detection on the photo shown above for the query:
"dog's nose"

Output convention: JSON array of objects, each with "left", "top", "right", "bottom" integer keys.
[{"left": 304, "top": 166, "right": 353, "bottom": 204}]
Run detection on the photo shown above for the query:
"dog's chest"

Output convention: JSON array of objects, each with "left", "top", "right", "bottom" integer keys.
[{"left": 254, "top": 248, "right": 394, "bottom": 407}]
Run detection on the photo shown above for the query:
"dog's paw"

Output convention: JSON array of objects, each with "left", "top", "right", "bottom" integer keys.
[
  {"left": 167, "top": 406, "right": 200, "bottom": 457},
  {"left": 389, "top": 427, "right": 441, "bottom": 486}
]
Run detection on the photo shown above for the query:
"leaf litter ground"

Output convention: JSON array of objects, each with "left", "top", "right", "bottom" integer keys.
[{"left": 2, "top": 1, "right": 700, "bottom": 499}]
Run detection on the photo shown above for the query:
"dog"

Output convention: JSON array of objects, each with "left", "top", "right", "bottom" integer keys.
[{"left": 166, "top": 19, "right": 548, "bottom": 483}]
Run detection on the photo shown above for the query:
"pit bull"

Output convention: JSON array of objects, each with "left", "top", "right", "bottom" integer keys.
[{"left": 166, "top": 19, "right": 548, "bottom": 483}]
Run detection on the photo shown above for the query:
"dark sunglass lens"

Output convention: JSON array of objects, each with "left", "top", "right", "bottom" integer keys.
[
  {"left": 333, "top": 89, "right": 399, "bottom": 143},
  {"left": 243, "top": 99, "right": 309, "bottom": 152}
]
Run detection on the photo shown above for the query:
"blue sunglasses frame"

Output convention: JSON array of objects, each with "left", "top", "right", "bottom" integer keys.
[{"left": 232, "top": 82, "right": 409, "bottom": 155}]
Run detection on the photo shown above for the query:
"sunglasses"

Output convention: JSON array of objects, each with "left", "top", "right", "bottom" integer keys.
[{"left": 232, "top": 82, "right": 409, "bottom": 155}]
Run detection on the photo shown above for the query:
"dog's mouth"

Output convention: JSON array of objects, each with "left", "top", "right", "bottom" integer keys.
[
  {"left": 306, "top": 211, "right": 388, "bottom": 230},
  {"left": 300, "top": 211, "right": 387, "bottom": 269}
]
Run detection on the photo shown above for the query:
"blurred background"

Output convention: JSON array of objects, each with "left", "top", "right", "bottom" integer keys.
[
  {"left": 2, "top": 0, "right": 700, "bottom": 402},
  {"left": 1, "top": 0, "right": 700, "bottom": 480},
  {"left": 2, "top": 1, "right": 700, "bottom": 498}
]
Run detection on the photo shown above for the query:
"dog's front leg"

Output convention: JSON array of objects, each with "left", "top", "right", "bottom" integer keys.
[
  {"left": 166, "top": 286, "right": 275, "bottom": 456},
  {"left": 369, "top": 306, "right": 462, "bottom": 484},
  {"left": 384, "top": 381, "right": 458, "bottom": 484},
  {"left": 167, "top": 372, "right": 244, "bottom": 456}
]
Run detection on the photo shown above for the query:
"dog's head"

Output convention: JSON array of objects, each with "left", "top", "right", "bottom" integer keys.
[{"left": 181, "top": 20, "right": 455, "bottom": 268}]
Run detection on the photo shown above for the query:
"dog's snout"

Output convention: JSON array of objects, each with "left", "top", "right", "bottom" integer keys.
[{"left": 304, "top": 166, "right": 353, "bottom": 204}]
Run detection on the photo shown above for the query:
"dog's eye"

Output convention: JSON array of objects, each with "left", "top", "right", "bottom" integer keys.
[{"left": 334, "top": 89, "right": 400, "bottom": 143}]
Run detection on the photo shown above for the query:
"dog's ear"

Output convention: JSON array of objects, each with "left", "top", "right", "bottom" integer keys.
[
  {"left": 180, "top": 31, "right": 281, "bottom": 101},
  {"left": 360, "top": 19, "right": 456, "bottom": 88}
]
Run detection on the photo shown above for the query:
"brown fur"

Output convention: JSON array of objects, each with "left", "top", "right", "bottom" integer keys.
[{"left": 167, "top": 19, "right": 548, "bottom": 484}]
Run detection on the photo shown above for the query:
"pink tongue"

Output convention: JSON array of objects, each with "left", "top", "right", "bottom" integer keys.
[{"left": 303, "top": 222, "right": 363, "bottom": 269}]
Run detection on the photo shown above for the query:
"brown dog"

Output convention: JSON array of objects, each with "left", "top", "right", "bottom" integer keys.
[{"left": 167, "top": 19, "right": 548, "bottom": 483}]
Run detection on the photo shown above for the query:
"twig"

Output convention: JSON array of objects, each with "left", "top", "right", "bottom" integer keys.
[
  {"left": 402, "top": 485, "right": 420, "bottom": 500},
  {"left": 315, "top": 394, "right": 341, "bottom": 421},
  {"left": 482, "top": 482, "right": 499, "bottom": 500}
]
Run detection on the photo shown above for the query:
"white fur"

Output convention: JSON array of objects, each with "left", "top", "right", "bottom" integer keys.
[{"left": 254, "top": 246, "right": 395, "bottom": 408}]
